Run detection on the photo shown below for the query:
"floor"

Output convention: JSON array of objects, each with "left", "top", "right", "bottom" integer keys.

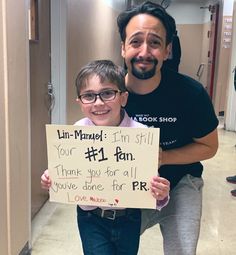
[{"left": 31, "top": 125, "right": 236, "bottom": 255}]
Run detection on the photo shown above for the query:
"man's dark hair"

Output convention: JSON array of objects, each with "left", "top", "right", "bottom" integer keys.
[{"left": 117, "top": 1, "right": 176, "bottom": 45}]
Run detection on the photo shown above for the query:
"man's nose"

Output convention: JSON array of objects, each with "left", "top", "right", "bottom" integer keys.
[{"left": 139, "top": 42, "right": 151, "bottom": 56}]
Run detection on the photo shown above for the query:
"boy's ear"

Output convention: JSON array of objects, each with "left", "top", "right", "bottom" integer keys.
[
  {"left": 76, "top": 97, "right": 85, "bottom": 113},
  {"left": 121, "top": 91, "right": 129, "bottom": 107}
]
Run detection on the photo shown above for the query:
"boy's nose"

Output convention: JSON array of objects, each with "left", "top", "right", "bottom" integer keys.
[{"left": 94, "top": 95, "right": 105, "bottom": 105}]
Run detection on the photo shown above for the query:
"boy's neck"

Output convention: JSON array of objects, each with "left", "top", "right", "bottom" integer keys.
[{"left": 118, "top": 109, "right": 125, "bottom": 125}]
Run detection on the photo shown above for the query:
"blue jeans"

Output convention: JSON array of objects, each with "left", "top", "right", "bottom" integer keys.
[{"left": 77, "top": 206, "right": 141, "bottom": 255}]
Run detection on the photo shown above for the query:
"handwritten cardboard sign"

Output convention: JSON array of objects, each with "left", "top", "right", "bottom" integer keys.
[{"left": 46, "top": 124, "right": 159, "bottom": 209}]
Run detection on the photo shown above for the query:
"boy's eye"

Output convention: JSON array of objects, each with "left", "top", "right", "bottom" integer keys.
[
  {"left": 101, "top": 90, "right": 116, "bottom": 99},
  {"left": 82, "top": 93, "right": 94, "bottom": 100},
  {"left": 102, "top": 90, "right": 114, "bottom": 96}
]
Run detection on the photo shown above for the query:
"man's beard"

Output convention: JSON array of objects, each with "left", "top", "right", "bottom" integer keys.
[{"left": 130, "top": 57, "right": 158, "bottom": 80}]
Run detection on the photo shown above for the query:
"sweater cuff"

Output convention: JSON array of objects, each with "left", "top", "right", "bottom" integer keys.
[{"left": 156, "top": 195, "right": 169, "bottom": 210}]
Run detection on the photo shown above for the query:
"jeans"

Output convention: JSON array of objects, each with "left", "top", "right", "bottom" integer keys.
[
  {"left": 141, "top": 174, "right": 204, "bottom": 255},
  {"left": 77, "top": 206, "right": 141, "bottom": 255}
]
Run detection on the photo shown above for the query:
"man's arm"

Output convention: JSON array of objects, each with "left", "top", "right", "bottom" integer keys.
[{"left": 161, "top": 128, "right": 218, "bottom": 166}]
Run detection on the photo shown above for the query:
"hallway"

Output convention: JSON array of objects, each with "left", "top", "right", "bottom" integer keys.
[{"left": 31, "top": 125, "right": 236, "bottom": 255}]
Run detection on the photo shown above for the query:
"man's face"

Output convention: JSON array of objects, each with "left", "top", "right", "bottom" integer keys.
[{"left": 121, "top": 14, "right": 171, "bottom": 80}]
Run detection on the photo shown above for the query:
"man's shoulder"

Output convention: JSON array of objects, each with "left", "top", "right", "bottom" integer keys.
[{"left": 163, "top": 68, "right": 205, "bottom": 94}]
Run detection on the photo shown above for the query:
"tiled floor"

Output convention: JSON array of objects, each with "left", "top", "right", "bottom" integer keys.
[{"left": 31, "top": 126, "right": 236, "bottom": 255}]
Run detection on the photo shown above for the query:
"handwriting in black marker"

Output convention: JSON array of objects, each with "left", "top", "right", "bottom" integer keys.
[
  {"left": 85, "top": 147, "right": 97, "bottom": 161},
  {"left": 84, "top": 147, "right": 108, "bottom": 162}
]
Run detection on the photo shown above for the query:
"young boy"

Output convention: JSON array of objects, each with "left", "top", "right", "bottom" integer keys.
[{"left": 41, "top": 60, "right": 170, "bottom": 255}]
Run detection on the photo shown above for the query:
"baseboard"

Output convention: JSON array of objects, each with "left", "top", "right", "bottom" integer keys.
[{"left": 19, "top": 242, "right": 31, "bottom": 255}]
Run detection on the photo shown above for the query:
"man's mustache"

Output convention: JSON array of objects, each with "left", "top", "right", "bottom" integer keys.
[{"left": 131, "top": 57, "right": 158, "bottom": 65}]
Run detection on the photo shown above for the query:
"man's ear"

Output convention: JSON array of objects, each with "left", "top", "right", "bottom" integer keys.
[
  {"left": 164, "top": 43, "right": 172, "bottom": 61},
  {"left": 121, "top": 42, "right": 125, "bottom": 58}
]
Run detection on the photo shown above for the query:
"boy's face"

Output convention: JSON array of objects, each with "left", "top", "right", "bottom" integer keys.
[
  {"left": 121, "top": 14, "right": 171, "bottom": 80},
  {"left": 78, "top": 75, "right": 128, "bottom": 126}
]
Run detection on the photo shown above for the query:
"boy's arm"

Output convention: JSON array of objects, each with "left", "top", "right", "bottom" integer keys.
[{"left": 156, "top": 195, "right": 169, "bottom": 210}]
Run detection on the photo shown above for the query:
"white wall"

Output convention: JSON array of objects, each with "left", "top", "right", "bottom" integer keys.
[
  {"left": 225, "top": 0, "right": 236, "bottom": 131},
  {"left": 168, "top": 2, "right": 205, "bottom": 24},
  {"left": 223, "top": 0, "right": 234, "bottom": 15}
]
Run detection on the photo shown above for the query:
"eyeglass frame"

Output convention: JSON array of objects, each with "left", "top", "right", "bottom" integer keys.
[{"left": 78, "top": 89, "right": 122, "bottom": 104}]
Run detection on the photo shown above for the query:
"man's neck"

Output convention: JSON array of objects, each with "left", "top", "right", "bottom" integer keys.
[{"left": 125, "top": 72, "right": 161, "bottom": 95}]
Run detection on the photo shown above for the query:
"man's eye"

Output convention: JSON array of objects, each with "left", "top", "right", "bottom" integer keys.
[
  {"left": 149, "top": 40, "right": 161, "bottom": 48},
  {"left": 130, "top": 40, "right": 141, "bottom": 47}
]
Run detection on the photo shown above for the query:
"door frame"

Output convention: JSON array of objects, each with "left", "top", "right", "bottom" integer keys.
[
  {"left": 51, "top": 0, "right": 67, "bottom": 124},
  {"left": 206, "top": 4, "right": 220, "bottom": 99}
]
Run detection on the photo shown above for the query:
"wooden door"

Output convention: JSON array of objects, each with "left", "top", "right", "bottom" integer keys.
[{"left": 206, "top": 4, "right": 219, "bottom": 98}]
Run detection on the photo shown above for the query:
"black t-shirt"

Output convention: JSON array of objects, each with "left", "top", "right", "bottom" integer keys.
[{"left": 125, "top": 68, "right": 219, "bottom": 189}]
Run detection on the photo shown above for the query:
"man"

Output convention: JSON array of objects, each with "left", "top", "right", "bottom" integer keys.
[{"left": 117, "top": 1, "right": 219, "bottom": 255}]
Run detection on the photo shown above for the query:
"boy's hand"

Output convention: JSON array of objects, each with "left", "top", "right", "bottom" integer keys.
[
  {"left": 41, "top": 169, "right": 52, "bottom": 190},
  {"left": 150, "top": 176, "right": 170, "bottom": 200}
]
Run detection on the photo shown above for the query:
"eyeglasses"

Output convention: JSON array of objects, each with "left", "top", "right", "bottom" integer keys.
[{"left": 78, "top": 89, "right": 122, "bottom": 104}]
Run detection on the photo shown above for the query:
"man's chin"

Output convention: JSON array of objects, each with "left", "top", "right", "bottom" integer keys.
[
  {"left": 131, "top": 59, "right": 158, "bottom": 80},
  {"left": 131, "top": 68, "right": 156, "bottom": 80}
]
